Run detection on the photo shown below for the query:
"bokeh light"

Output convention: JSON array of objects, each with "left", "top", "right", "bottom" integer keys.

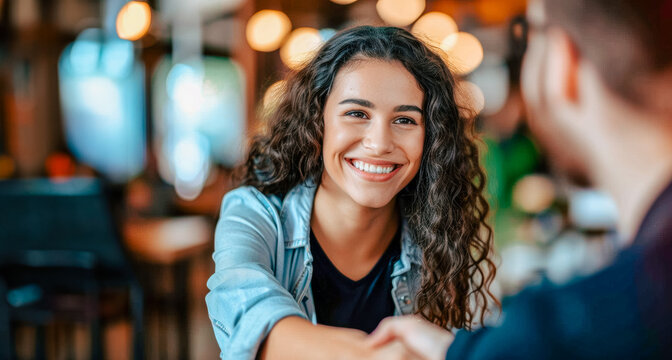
[
  {"left": 280, "top": 27, "right": 323, "bottom": 69},
  {"left": 469, "top": 56, "right": 510, "bottom": 116},
  {"left": 101, "top": 40, "right": 134, "bottom": 78},
  {"left": 59, "top": 29, "right": 146, "bottom": 183},
  {"left": 330, "top": 0, "right": 358, "bottom": 4},
  {"left": 569, "top": 190, "right": 618, "bottom": 231},
  {"left": 75, "top": 76, "right": 123, "bottom": 123},
  {"left": 172, "top": 134, "right": 211, "bottom": 200},
  {"left": 246, "top": 10, "right": 292, "bottom": 52},
  {"left": 512, "top": 174, "right": 556, "bottom": 214},
  {"left": 166, "top": 63, "right": 204, "bottom": 117},
  {"left": 69, "top": 29, "right": 102, "bottom": 75},
  {"left": 441, "top": 32, "right": 484, "bottom": 75},
  {"left": 456, "top": 81, "right": 485, "bottom": 116},
  {"left": 152, "top": 55, "right": 246, "bottom": 197},
  {"left": 263, "top": 80, "right": 286, "bottom": 111},
  {"left": 376, "top": 0, "right": 425, "bottom": 27},
  {"left": 499, "top": 244, "right": 545, "bottom": 292},
  {"left": 116, "top": 1, "right": 151, "bottom": 41},
  {"left": 411, "top": 12, "right": 458, "bottom": 47}
]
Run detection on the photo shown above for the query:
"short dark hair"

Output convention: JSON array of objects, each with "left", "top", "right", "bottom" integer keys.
[{"left": 544, "top": 0, "right": 672, "bottom": 107}]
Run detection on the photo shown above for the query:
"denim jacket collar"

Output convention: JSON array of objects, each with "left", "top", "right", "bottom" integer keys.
[
  {"left": 280, "top": 181, "right": 424, "bottom": 265},
  {"left": 280, "top": 181, "right": 317, "bottom": 249}
]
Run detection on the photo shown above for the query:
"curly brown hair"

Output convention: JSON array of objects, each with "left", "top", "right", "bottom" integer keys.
[{"left": 238, "top": 26, "right": 497, "bottom": 330}]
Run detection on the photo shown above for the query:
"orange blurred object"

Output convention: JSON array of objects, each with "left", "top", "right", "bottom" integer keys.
[
  {"left": 0, "top": 154, "right": 15, "bottom": 179},
  {"left": 411, "top": 12, "right": 458, "bottom": 47},
  {"left": 441, "top": 32, "right": 484, "bottom": 75},
  {"left": 45, "top": 152, "right": 76, "bottom": 180},
  {"left": 116, "top": 1, "right": 152, "bottom": 41},
  {"left": 246, "top": 10, "right": 292, "bottom": 52},
  {"left": 280, "top": 27, "right": 323, "bottom": 69},
  {"left": 123, "top": 216, "right": 212, "bottom": 264},
  {"left": 376, "top": 0, "right": 425, "bottom": 26},
  {"left": 475, "top": 0, "right": 528, "bottom": 25}
]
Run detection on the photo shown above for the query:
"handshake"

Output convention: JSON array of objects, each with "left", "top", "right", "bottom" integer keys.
[{"left": 363, "top": 316, "right": 455, "bottom": 360}]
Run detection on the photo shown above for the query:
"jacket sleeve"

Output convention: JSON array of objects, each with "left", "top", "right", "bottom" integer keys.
[
  {"left": 205, "top": 187, "right": 308, "bottom": 360},
  {"left": 445, "top": 287, "right": 558, "bottom": 360}
]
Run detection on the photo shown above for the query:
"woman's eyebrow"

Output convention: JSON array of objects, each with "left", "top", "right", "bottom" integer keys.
[
  {"left": 338, "top": 98, "right": 423, "bottom": 114},
  {"left": 338, "top": 98, "right": 374, "bottom": 108},
  {"left": 394, "top": 105, "right": 423, "bottom": 114}
]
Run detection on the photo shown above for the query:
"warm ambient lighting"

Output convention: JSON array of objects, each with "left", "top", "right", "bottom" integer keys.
[
  {"left": 456, "top": 81, "right": 485, "bottom": 117},
  {"left": 330, "top": 0, "right": 358, "bottom": 4},
  {"left": 512, "top": 174, "right": 556, "bottom": 214},
  {"left": 376, "top": 0, "right": 425, "bottom": 27},
  {"left": 45, "top": 153, "right": 76, "bottom": 180},
  {"left": 441, "top": 32, "right": 484, "bottom": 75},
  {"left": 476, "top": 0, "right": 528, "bottom": 25},
  {"left": 280, "top": 27, "right": 323, "bottom": 69},
  {"left": 263, "top": 80, "right": 286, "bottom": 110},
  {"left": 116, "top": 1, "right": 151, "bottom": 41},
  {"left": 411, "top": 12, "right": 458, "bottom": 47},
  {"left": 246, "top": 10, "right": 292, "bottom": 52}
]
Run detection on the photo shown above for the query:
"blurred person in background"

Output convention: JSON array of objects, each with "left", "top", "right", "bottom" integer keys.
[
  {"left": 205, "top": 26, "right": 498, "bottom": 359},
  {"left": 367, "top": 0, "right": 672, "bottom": 358}
]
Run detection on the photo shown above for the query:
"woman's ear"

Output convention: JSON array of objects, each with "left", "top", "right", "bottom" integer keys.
[{"left": 545, "top": 28, "right": 580, "bottom": 107}]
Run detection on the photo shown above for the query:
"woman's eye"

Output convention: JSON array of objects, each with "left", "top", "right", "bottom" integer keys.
[
  {"left": 345, "top": 111, "right": 368, "bottom": 119},
  {"left": 394, "top": 117, "right": 417, "bottom": 125}
]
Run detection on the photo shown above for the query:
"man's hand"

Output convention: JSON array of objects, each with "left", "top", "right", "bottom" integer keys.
[
  {"left": 366, "top": 315, "right": 455, "bottom": 360},
  {"left": 365, "top": 340, "right": 424, "bottom": 360}
]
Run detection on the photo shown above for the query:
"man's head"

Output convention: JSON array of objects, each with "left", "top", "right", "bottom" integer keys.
[
  {"left": 521, "top": 0, "right": 672, "bottom": 183},
  {"left": 543, "top": 0, "right": 672, "bottom": 110}
]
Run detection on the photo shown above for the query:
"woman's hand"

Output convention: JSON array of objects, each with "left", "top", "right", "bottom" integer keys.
[
  {"left": 366, "top": 315, "right": 455, "bottom": 360},
  {"left": 259, "top": 316, "right": 424, "bottom": 360}
]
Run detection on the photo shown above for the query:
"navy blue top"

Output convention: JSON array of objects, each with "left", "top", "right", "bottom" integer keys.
[
  {"left": 310, "top": 229, "right": 400, "bottom": 333},
  {"left": 447, "top": 180, "right": 672, "bottom": 359}
]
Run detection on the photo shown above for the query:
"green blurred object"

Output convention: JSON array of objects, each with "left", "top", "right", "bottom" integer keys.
[{"left": 481, "top": 130, "right": 542, "bottom": 248}]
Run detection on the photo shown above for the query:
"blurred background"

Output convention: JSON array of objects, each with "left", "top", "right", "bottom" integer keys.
[{"left": 0, "top": 0, "right": 621, "bottom": 358}]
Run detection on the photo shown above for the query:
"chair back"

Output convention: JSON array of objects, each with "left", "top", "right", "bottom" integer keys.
[{"left": 0, "top": 178, "right": 129, "bottom": 271}]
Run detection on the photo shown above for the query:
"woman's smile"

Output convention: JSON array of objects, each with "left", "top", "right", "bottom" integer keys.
[{"left": 345, "top": 158, "right": 402, "bottom": 181}]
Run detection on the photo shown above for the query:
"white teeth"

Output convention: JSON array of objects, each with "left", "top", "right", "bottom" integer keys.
[{"left": 352, "top": 160, "right": 395, "bottom": 174}]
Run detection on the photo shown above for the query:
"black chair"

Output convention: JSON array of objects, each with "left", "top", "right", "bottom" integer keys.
[{"left": 0, "top": 178, "right": 144, "bottom": 359}]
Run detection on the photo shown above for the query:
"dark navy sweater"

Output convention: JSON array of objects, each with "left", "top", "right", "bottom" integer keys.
[{"left": 447, "top": 180, "right": 672, "bottom": 359}]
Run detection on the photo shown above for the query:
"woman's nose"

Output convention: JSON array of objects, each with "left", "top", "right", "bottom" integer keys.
[{"left": 362, "top": 120, "right": 394, "bottom": 155}]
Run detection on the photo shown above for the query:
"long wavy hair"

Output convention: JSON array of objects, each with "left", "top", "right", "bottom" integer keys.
[{"left": 239, "top": 26, "right": 497, "bottom": 329}]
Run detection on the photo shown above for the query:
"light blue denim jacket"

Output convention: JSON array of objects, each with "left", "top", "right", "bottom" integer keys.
[{"left": 205, "top": 182, "right": 424, "bottom": 359}]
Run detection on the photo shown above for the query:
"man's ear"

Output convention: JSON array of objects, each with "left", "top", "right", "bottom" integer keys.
[{"left": 544, "top": 28, "right": 580, "bottom": 106}]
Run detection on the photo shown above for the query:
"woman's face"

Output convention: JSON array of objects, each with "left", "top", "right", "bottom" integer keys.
[{"left": 320, "top": 59, "right": 425, "bottom": 209}]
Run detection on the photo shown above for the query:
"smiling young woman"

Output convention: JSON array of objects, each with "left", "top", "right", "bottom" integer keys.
[{"left": 205, "top": 26, "right": 498, "bottom": 360}]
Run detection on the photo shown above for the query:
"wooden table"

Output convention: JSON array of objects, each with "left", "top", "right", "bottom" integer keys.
[{"left": 123, "top": 216, "right": 213, "bottom": 360}]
